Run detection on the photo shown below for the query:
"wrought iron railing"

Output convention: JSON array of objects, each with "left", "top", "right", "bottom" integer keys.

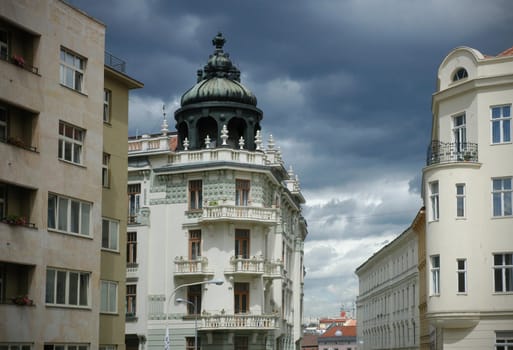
[
  {"left": 105, "top": 51, "right": 126, "bottom": 73},
  {"left": 426, "top": 141, "right": 478, "bottom": 165}
]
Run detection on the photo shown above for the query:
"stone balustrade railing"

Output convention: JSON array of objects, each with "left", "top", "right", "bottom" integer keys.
[
  {"left": 200, "top": 314, "right": 279, "bottom": 329},
  {"left": 200, "top": 205, "right": 278, "bottom": 224}
]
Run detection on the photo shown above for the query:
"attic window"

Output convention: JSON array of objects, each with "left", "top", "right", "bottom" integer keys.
[{"left": 452, "top": 68, "right": 468, "bottom": 82}]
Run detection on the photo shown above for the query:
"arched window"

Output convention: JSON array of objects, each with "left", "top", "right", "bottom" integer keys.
[{"left": 452, "top": 68, "right": 468, "bottom": 82}]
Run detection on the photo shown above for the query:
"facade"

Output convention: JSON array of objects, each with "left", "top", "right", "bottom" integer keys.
[
  {"left": 316, "top": 322, "right": 357, "bottom": 350},
  {"left": 125, "top": 33, "right": 308, "bottom": 350},
  {"left": 0, "top": 1, "right": 141, "bottom": 349},
  {"left": 355, "top": 209, "right": 423, "bottom": 350},
  {"left": 422, "top": 46, "right": 513, "bottom": 349}
]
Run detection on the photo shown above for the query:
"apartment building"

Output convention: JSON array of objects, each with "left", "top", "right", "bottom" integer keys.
[
  {"left": 0, "top": 1, "right": 141, "bottom": 349},
  {"left": 422, "top": 46, "right": 513, "bottom": 349},
  {"left": 355, "top": 209, "right": 424, "bottom": 350},
  {"left": 124, "top": 33, "right": 307, "bottom": 350}
]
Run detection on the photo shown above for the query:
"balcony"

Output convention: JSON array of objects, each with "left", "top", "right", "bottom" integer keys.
[
  {"left": 426, "top": 141, "right": 478, "bottom": 166},
  {"left": 0, "top": 103, "right": 38, "bottom": 153},
  {"left": 0, "top": 18, "right": 40, "bottom": 75},
  {"left": 105, "top": 51, "right": 126, "bottom": 73},
  {"left": 199, "top": 204, "right": 279, "bottom": 225},
  {"left": 126, "top": 262, "right": 139, "bottom": 279},
  {"left": 174, "top": 257, "right": 213, "bottom": 278},
  {"left": 225, "top": 256, "right": 265, "bottom": 276},
  {"left": 199, "top": 313, "right": 279, "bottom": 330},
  {"left": 0, "top": 182, "right": 37, "bottom": 229},
  {"left": 0, "top": 262, "right": 35, "bottom": 306}
]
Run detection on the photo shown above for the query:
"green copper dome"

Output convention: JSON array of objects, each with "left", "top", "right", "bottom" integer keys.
[{"left": 180, "top": 33, "right": 257, "bottom": 107}]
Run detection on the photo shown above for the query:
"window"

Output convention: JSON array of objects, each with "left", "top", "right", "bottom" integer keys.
[
  {"left": 102, "top": 153, "right": 110, "bottom": 188},
  {"left": 0, "top": 28, "right": 8, "bottom": 60},
  {"left": 186, "top": 337, "right": 200, "bottom": 350},
  {"left": 99, "top": 346, "right": 116, "bottom": 350},
  {"left": 456, "top": 184, "right": 465, "bottom": 217},
  {"left": 453, "top": 114, "right": 466, "bottom": 154},
  {"left": 189, "top": 180, "right": 202, "bottom": 210},
  {"left": 127, "top": 183, "right": 141, "bottom": 223},
  {"left": 100, "top": 280, "right": 118, "bottom": 313},
  {"left": 234, "top": 336, "right": 249, "bottom": 350},
  {"left": 103, "top": 89, "right": 112, "bottom": 123},
  {"left": 452, "top": 68, "right": 468, "bottom": 82},
  {"left": 235, "top": 229, "right": 250, "bottom": 259},
  {"left": 47, "top": 194, "right": 91, "bottom": 236},
  {"left": 494, "top": 253, "right": 513, "bottom": 293},
  {"left": 45, "top": 268, "right": 90, "bottom": 307},
  {"left": 126, "top": 284, "right": 136, "bottom": 316},
  {"left": 496, "top": 331, "right": 513, "bottom": 350},
  {"left": 102, "top": 218, "right": 119, "bottom": 251},
  {"left": 58, "top": 121, "right": 84, "bottom": 164},
  {"left": 235, "top": 179, "right": 250, "bottom": 206},
  {"left": 187, "top": 285, "right": 201, "bottom": 315},
  {"left": 430, "top": 255, "right": 440, "bottom": 295},
  {"left": 127, "top": 232, "right": 137, "bottom": 264},
  {"left": 234, "top": 282, "right": 249, "bottom": 313},
  {"left": 492, "top": 178, "right": 512, "bottom": 217},
  {"left": 0, "top": 183, "right": 5, "bottom": 219},
  {"left": 189, "top": 230, "right": 201, "bottom": 260},
  {"left": 457, "top": 259, "right": 467, "bottom": 293},
  {"left": 0, "top": 106, "right": 7, "bottom": 141},
  {"left": 491, "top": 105, "right": 511, "bottom": 144},
  {"left": 44, "top": 345, "right": 88, "bottom": 350},
  {"left": 60, "top": 47, "right": 85, "bottom": 92},
  {"left": 430, "top": 181, "right": 439, "bottom": 221},
  {"left": 0, "top": 344, "right": 31, "bottom": 350}
]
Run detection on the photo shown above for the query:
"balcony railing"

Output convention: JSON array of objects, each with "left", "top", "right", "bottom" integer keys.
[
  {"left": 426, "top": 141, "right": 478, "bottom": 165},
  {"left": 200, "top": 314, "right": 279, "bottom": 330},
  {"left": 105, "top": 51, "right": 126, "bottom": 73},
  {"left": 174, "top": 257, "right": 213, "bottom": 276},
  {"left": 199, "top": 205, "right": 279, "bottom": 225}
]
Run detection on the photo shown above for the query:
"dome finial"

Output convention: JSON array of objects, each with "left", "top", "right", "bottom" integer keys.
[{"left": 212, "top": 32, "right": 226, "bottom": 52}]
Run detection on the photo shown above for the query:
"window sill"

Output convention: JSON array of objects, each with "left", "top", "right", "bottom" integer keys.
[
  {"left": 490, "top": 141, "right": 512, "bottom": 146},
  {"left": 59, "top": 83, "right": 88, "bottom": 97},
  {"left": 491, "top": 215, "right": 513, "bottom": 220},
  {"left": 45, "top": 304, "right": 91, "bottom": 310},
  {"left": 47, "top": 228, "right": 93, "bottom": 240},
  {"left": 58, "top": 158, "right": 87, "bottom": 168},
  {"left": 100, "top": 311, "right": 119, "bottom": 315},
  {"left": 101, "top": 248, "right": 120, "bottom": 254}
]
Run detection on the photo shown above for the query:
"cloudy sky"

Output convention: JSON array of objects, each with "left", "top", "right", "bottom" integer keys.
[{"left": 69, "top": 0, "right": 513, "bottom": 319}]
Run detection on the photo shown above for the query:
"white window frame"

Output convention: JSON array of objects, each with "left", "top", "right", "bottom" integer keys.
[
  {"left": 99, "top": 346, "right": 117, "bottom": 350},
  {"left": 128, "top": 183, "right": 141, "bottom": 223},
  {"left": 100, "top": 280, "right": 118, "bottom": 314},
  {"left": 102, "top": 218, "right": 119, "bottom": 251},
  {"left": 0, "top": 106, "right": 7, "bottom": 141},
  {"left": 491, "top": 105, "right": 511, "bottom": 144},
  {"left": 493, "top": 253, "right": 513, "bottom": 293},
  {"left": 430, "top": 255, "right": 440, "bottom": 296},
  {"left": 58, "top": 121, "right": 84, "bottom": 165},
  {"left": 429, "top": 181, "right": 439, "bottom": 221},
  {"left": 45, "top": 268, "right": 90, "bottom": 308},
  {"left": 492, "top": 177, "right": 513, "bottom": 217},
  {"left": 44, "top": 345, "right": 89, "bottom": 350},
  {"left": 60, "top": 47, "right": 85, "bottom": 92},
  {"left": 495, "top": 331, "right": 513, "bottom": 350},
  {"left": 102, "top": 153, "right": 110, "bottom": 188},
  {"left": 103, "top": 89, "right": 112, "bottom": 123},
  {"left": 47, "top": 193, "right": 91, "bottom": 236},
  {"left": 456, "top": 183, "right": 466, "bottom": 218},
  {"left": 457, "top": 259, "right": 467, "bottom": 294},
  {"left": 453, "top": 113, "right": 467, "bottom": 154},
  {"left": 0, "top": 344, "right": 32, "bottom": 350}
]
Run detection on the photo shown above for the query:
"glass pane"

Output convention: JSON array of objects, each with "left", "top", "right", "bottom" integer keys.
[
  {"left": 504, "top": 178, "right": 512, "bottom": 190},
  {"left": 48, "top": 195, "right": 56, "bottom": 229},
  {"left": 506, "top": 268, "right": 513, "bottom": 291},
  {"left": 64, "top": 141, "right": 72, "bottom": 161},
  {"left": 504, "top": 120, "right": 511, "bottom": 142},
  {"left": 65, "top": 51, "right": 73, "bottom": 65},
  {"left": 110, "top": 221, "right": 118, "bottom": 250},
  {"left": 69, "top": 272, "right": 78, "bottom": 305},
  {"left": 492, "top": 107, "right": 501, "bottom": 118},
  {"left": 79, "top": 273, "right": 89, "bottom": 306},
  {"left": 81, "top": 203, "right": 90, "bottom": 235},
  {"left": 493, "top": 179, "right": 503, "bottom": 191},
  {"left": 109, "top": 283, "right": 117, "bottom": 312},
  {"left": 58, "top": 139, "right": 63, "bottom": 159},
  {"left": 506, "top": 254, "right": 513, "bottom": 265},
  {"left": 58, "top": 197, "right": 68, "bottom": 231},
  {"left": 75, "top": 71, "right": 83, "bottom": 91},
  {"left": 101, "top": 281, "right": 108, "bottom": 311},
  {"left": 102, "top": 219, "right": 109, "bottom": 248},
  {"left": 70, "top": 200, "right": 80, "bottom": 233},
  {"left": 74, "top": 144, "right": 81, "bottom": 163},
  {"left": 504, "top": 105, "right": 511, "bottom": 117},
  {"left": 492, "top": 121, "right": 501, "bottom": 143},
  {"left": 457, "top": 197, "right": 464, "bottom": 217},
  {"left": 505, "top": 192, "right": 512, "bottom": 216},
  {"left": 456, "top": 185, "right": 464, "bottom": 195},
  {"left": 495, "top": 254, "right": 503, "bottom": 266},
  {"left": 56, "top": 270, "right": 67, "bottom": 304},
  {"left": 65, "top": 67, "right": 73, "bottom": 87},
  {"left": 493, "top": 193, "right": 502, "bottom": 216},
  {"left": 74, "top": 128, "right": 83, "bottom": 141},
  {"left": 46, "top": 269, "right": 55, "bottom": 303}
]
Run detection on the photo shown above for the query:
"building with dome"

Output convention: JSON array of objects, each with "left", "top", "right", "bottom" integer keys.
[{"left": 125, "top": 33, "right": 307, "bottom": 350}]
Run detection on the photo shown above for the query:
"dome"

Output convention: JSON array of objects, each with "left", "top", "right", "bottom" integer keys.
[{"left": 180, "top": 33, "right": 257, "bottom": 107}]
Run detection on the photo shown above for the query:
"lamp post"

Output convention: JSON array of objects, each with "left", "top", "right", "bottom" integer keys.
[
  {"left": 164, "top": 278, "right": 223, "bottom": 349},
  {"left": 176, "top": 298, "right": 197, "bottom": 350}
]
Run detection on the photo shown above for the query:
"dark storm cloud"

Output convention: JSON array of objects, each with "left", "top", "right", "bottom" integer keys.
[{"left": 68, "top": 0, "right": 513, "bottom": 316}]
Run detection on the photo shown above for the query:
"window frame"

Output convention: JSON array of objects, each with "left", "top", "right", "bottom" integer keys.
[
  {"left": 456, "top": 258, "right": 467, "bottom": 294},
  {"left": 452, "top": 113, "right": 467, "bottom": 154},
  {"left": 429, "top": 181, "right": 439, "bottom": 221},
  {"left": 47, "top": 193, "right": 91, "bottom": 237},
  {"left": 235, "top": 229, "right": 250, "bottom": 259},
  {"left": 0, "top": 183, "right": 6, "bottom": 219},
  {"left": 127, "top": 231, "right": 137, "bottom": 264},
  {"left": 188, "top": 179, "right": 203, "bottom": 211},
  {"left": 234, "top": 336, "right": 249, "bottom": 350},
  {"left": 0, "top": 105, "right": 7, "bottom": 142},
  {"left": 493, "top": 253, "right": 513, "bottom": 293},
  {"left": 0, "top": 344, "right": 32, "bottom": 350},
  {"left": 126, "top": 284, "right": 137, "bottom": 317},
  {"left": 452, "top": 68, "right": 468, "bottom": 82},
  {"left": 44, "top": 345, "right": 89, "bottom": 350},
  {"left": 430, "top": 255, "right": 440, "bottom": 296},
  {"left": 492, "top": 177, "right": 512, "bottom": 217},
  {"left": 102, "top": 153, "right": 110, "bottom": 188},
  {"left": 491, "top": 105, "right": 511, "bottom": 145},
  {"left": 102, "top": 218, "right": 119, "bottom": 251},
  {"left": 58, "top": 121, "right": 85, "bottom": 165},
  {"left": 456, "top": 183, "right": 466, "bottom": 218},
  {"left": 103, "top": 89, "right": 112, "bottom": 123},
  {"left": 189, "top": 230, "right": 201, "bottom": 260},
  {"left": 127, "top": 183, "right": 141, "bottom": 223},
  {"left": 45, "top": 268, "right": 90, "bottom": 308},
  {"left": 59, "top": 47, "right": 85, "bottom": 92},
  {"left": 186, "top": 285, "right": 201, "bottom": 315},
  {"left": 100, "top": 280, "right": 118, "bottom": 314},
  {"left": 234, "top": 282, "right": 249, "bottom": 314},
  {"left": 495, "top": 331, "right": 513, "bottom": 350},
  {"left": 0, "top": 28, "right": 8, "bottom": 61},
  {"left": 235, "top": 179, "right": 250, "bottom": 206}
]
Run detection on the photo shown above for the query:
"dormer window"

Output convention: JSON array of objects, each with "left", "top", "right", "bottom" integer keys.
[{"left": 452, "top": 68, "right": 468, "bottom": 82}]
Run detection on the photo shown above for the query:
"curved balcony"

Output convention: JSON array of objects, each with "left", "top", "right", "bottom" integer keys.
[
  {"left": 199, "top": 204, "right": 279, "bottom": 225},
  {"left": 199, "top": 313, "right": 279, "bottom": 330},
  {"left": 174, "top": 257, "right": 213, "bottom": 278},
  {"left": 225, "top": 256, "right": 264, "bottom": 276},
  {"left": 426, "top": 141, "right": 478, "bottom": 166}
]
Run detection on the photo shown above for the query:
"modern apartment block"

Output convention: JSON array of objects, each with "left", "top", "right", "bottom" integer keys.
[
  {"left": 355, "top": 209, "right": 423, "bottom": 350},
  {"left": 124, "top": 33, "right": 308, "bottom": 350},
  {"left": 0, "top": 1, "right": 142, "bottom": 349},
  {"left": 422, "top": 46, "right": 513, "bottom": 349}
]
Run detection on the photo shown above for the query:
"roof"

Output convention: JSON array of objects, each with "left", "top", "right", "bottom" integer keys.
[
  {"left": 301, "top": 334, "right": 318, "bottom": 347},
  {"left": 496, "top": 46, "right": 513, "bottom": 57},
  {"left": 320, "top": 325, "right": 357, "bottom": 338}
]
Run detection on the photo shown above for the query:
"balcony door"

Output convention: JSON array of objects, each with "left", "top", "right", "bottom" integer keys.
[
  {"left": 189, "top": 230, "right": 201, "bottom": 260},
  {"left": 235, "top": 230, "right": 250, "bottom": 259},
  {"left": 234, "top": 282, "right": 249, "bottom": 314},
  {"left": 453, "top": 114, "right": 466, "bottom": 153}
]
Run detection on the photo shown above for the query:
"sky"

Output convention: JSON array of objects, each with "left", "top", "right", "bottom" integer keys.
[{"left": 69, "top": 0, "right": 513, "bottom": 319}]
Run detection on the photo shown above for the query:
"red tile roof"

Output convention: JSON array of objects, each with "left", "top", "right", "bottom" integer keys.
[
  {"left": 320, "top": 325, "right": 357, "bottom": 338},
  {"left": 496, "top": 46, "right": 513, "bottom": 57}
]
